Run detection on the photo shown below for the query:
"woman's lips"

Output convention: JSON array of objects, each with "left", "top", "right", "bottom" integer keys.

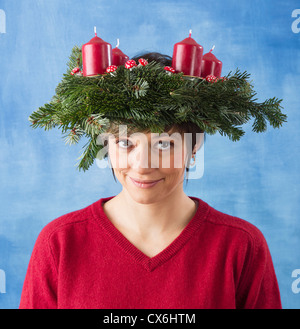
[{"left": 130, "top": 177, "right": 164, "bottom": 189}]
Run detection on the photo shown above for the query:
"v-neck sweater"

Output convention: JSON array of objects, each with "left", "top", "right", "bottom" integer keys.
[{"left": 19, "top": 196, "right": 282, "bottom": 309}]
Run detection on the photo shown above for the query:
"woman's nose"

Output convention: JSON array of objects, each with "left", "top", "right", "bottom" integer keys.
[
  {"left": 129, "top": 143, "right": 153, "bottom": 170},
  {"left": 128, "top": 134, "right": 160, "bottom": 171}
]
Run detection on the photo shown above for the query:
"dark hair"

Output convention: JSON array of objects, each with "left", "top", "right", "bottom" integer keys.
[
  {"left": 132, "top": 52, "right": 172, "bottom": 67},
  {"left": 106, "top": 52, "right": 205, "bottom": 186}
]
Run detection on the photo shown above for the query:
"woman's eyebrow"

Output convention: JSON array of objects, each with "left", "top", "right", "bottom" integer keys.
[
  {"left": 113, "top": 133, "right": 183, "bottom": 142},
  {"left": 152, "top": 135, "right": 182, "bottom": 142},
  {"left": 152, "top": 131, "right": 182, "bottom": 138}
]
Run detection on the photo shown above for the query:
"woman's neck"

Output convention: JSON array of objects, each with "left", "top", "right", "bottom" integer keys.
[{"left": 105, "top": 188, "right": 198, "bottom": 239}]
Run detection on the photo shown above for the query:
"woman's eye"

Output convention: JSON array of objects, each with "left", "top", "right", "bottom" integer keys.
[
  {"left": 116, "top": 139, "right": 133, "bottom": 149},
  {"left": 115, "top": 139, "right": 174, "bottom": 151},
  {"left": 155, "top": 140, "right": 173, "bottom": 150}
]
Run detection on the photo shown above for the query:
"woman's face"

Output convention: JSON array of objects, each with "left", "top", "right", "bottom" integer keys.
[{"left": 107, "top": 129, "right": 192, "bottom": 204}]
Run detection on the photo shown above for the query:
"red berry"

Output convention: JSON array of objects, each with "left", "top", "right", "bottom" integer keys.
[
  {"left": 71, "top": 67, "right": 80, "bottom": 75},
  {"left": 106, "top": 65, "right": 118, "bottom": 73},
  {"left": 125, "top": 60, "right": 137, "bottom": 69},
  {"left": 138, "top": 58, "right": 148, "bottom": 66},
  {"left": 164, "top": 66, "right": 176, "bottom": 73},
  {"left": 205, "top": 75, "right": 218, "bottom": 83}
]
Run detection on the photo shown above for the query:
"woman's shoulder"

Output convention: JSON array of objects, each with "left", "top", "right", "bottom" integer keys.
[
  {"left": 197, "top": 197, "right": 268, "bottom": 247},
  {"left": 36, "top": 197, "right": 105, "bottom": 242}
]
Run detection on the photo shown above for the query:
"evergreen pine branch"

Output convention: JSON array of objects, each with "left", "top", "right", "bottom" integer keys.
[
  {"left": 81, "top": 114, "right": 110, "bottom": 136},
  {"left": 63, "top": 124, "right": 85, "bottom": 145},
  {"left": 66, "top": 45, "right": 83, "bottom": 73},
  {"left": 76, "top": 137, "right": 101, "bottom": 171},
  {"left": 29, "top": 103, "right": 61, "bottom": 130}
]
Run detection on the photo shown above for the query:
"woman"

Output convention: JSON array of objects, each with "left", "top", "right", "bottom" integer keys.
[
  {"left": 101, "top": 121, "right": 203, "bottom": 259},
  {"left": 20, "top": 53, "right": 282, "bottom": 309}
]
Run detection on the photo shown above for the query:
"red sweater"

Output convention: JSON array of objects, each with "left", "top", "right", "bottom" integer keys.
[{"left": 19, "top": 196, "right": 282, "bottom": 309}]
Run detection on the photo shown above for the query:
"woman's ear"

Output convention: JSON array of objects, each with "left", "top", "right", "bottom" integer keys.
[{"left": 193, "top": 132, "right": 205, "bottom": 154}]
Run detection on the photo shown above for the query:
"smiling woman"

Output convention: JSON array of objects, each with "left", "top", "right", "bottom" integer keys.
[
  {"left": 102, "top": 120, "right": 204, "bottom": 186},
  {"left": 20, "top": 51, "right": 283, "bottom": 309},
  {"left": 104, "top": 125, "right": 201, "bottom": 206},
  {"left": 100, "top": 125, "right": 202, "bottom": 258}
]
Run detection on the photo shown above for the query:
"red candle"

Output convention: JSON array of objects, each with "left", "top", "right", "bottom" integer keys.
[
  {"left": 200, "top": 46, "right": 222, "bottom": 78},
  {"left": 112, "top": 39, "right": 129, "bottom": 66},
  {"left": 82, "top": 27, "right": 112, "bottom": 76},
  {"left": 172, "top": 30, "right": 203, "bottom": 77}
]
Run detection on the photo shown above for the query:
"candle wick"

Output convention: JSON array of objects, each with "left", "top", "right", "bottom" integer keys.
[
  {"left": 189, "top": 29, "right": 192, "bottom": 37},
  {"left": 116, "top": 38, "right": 119, "bottom": 48},
  {"left": 210, "top": 45, "right": 215, "bottom": 52},
  {"left": 94, "top": 26, "right": 97, "bottom": 36}
]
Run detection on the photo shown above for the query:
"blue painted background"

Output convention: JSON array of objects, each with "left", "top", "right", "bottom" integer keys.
[{"left": 0, "top": 0, "right": 299, "bottom": 309}]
